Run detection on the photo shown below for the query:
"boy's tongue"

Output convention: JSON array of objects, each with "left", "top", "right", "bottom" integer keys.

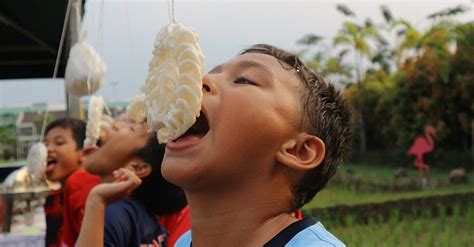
[
  {"left": 45, "top": 163, "right": 55, "bottom": 173},
  {"left": 174, "top": 134, "right": 203, "bottom": 144}
]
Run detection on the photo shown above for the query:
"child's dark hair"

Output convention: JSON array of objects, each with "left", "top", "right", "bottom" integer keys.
[
  {"left": 240, "top": 44, "right": 352, "bottom": 209},
  {"left": 45, "top": 118, "right": 87, "bottom": 149},
  {"left": 131, "top": 135, "right": 187, "bottom": 215}
]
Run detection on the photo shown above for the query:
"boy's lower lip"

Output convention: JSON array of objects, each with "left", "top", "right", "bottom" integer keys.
[{"left": 166, "top": 134, "right": 205, "bottom": 150}]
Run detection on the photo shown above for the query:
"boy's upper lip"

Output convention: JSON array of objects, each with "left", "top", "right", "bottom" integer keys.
[
  {"left": 83, "top": 145, "right": 98, "bottom": 156},
  {"left": 47, "top": 155, "right": 57, "bottom": 164},
  {"left": 200, "top": 104, "right": 210, "bottom": 129}
]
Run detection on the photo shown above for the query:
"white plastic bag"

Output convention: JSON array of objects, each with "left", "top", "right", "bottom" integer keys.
[{"left": 65, "top": 39, "right": 107, "bottom": 97}]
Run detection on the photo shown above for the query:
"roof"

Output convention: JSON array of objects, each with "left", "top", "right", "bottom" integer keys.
[{"left": 0, "top": 0, "right": 85, "bottom": 79}]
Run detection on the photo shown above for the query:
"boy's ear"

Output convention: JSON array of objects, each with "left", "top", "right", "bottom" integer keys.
[
  {"left": 77, "top": 149, "right": 85, "bottom": 165},
  {"left": 129, "top": 160, "right": 152, "bottom": 178},
  {"left": 276, "top": 133, "right": 325, "bottom": 171}
]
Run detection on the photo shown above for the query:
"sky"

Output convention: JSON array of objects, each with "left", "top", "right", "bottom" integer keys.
[{"left": 0, "top": 0, "right": 472, "bottom": 107}]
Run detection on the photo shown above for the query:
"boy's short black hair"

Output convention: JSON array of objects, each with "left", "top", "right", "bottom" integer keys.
[
  {"left": 131, "top": 135, "right": 187, "bottom": 215},
  {"left": 45, "top": 118, "right": 87, "bottom": 149},
  {"left": 240, "top": 44, "right": 352, "bottom": 209}
]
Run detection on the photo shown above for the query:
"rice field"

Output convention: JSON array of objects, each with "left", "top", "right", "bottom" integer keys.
[{"left": 327, "top": 203, "right": 474, "bottom": 247}]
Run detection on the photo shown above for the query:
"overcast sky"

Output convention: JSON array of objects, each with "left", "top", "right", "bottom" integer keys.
[{"left": 0, "top": 0, "right": 472, "bottom": 107}]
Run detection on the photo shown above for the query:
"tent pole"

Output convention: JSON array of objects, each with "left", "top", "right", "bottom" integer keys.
[{"left": 66, "top": 0, "right": 84, "bottom": 119}]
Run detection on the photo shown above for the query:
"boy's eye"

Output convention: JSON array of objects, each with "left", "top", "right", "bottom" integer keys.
[
  {"left": 55, "top": 140, "right": 66, "bottom": 145},
  {"left": 234, "top": 76, "right": 256, "bottom": 86}
]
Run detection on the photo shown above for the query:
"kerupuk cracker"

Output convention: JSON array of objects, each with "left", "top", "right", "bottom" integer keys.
[
  {"left": 84, "top": 95, "right": 105, "bottom": 146},
  {"left": 144, "top": 22, "right": 205, "bottom": 143}
]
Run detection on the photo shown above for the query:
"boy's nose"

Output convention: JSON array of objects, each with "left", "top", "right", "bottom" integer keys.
[
  {"left": 45, "top": 143, "right": 54, "bottom": 152},
  {"left": 202, "top": 74, "right": 217, "bottom": 95}
]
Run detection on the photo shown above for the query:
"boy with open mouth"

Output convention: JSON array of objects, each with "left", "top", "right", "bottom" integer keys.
[
  {"left": 43, "top": 118, "right": 100, "bottom": 246},
  {"left": 80, "top": 44, "right": 351, "bottom": 246}
]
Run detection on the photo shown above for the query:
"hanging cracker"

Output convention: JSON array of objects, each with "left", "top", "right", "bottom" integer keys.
[{"left": 144, "top": 22, "right": 205, "bottom": 143}]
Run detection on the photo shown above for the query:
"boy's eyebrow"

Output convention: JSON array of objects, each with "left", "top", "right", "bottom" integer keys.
[
  {"left": 208, "top": 60, "right": 274, "bottom": 78},
  {"left": 236, "top": 60, "right": 274, "bottom": 78}
]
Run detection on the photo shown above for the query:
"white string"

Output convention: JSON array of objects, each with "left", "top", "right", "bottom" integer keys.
[
  {"left": 53, "top": 0, "right": 73, "bottom": 78},
  {"left": 167, "top": 0, "right": 176, "bottom": 23},
  {"left": 172, "top": 0, "right": 176, "bottom": 23},
  {"left": 39, "top": 111, "right": 49, "bottom": 142},
  {"left": 97, "top": 0, "right": 104, "bottom": 57},
  {"left": 166, "top": 0, "right": 171, "bottom": 23},
  {"left": 73, "top": 1, "right": 83, "bottom": 41},
  {"left": 123, "top": 0, "right": 139, "bottom": 86},
  {"left": 103, "top": 103, "right": 112, "bottom": 116}
]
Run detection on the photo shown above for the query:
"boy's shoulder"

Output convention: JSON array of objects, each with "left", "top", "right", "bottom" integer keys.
[
  {"left": 63, "top": 169, "right": 100, "bottom": 208},
  {"left": 274, "top": 218, "right": 345, "bottom": 247},
  {"left": 175, "top": 218, "right": 345, "bottom": 247},
  {"left": 106, "top": 198, "right": 153, "bottom": 221},
  {"left": 104, "top": 198, "right": 167, "bottom": 246},
  {"left": 64, "top": 169, "right": 100, "bottom": 191}
]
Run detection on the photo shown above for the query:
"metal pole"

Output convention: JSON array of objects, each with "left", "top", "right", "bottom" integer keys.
[{"left": 66, "top": 0, "right": 84, "bottom": 119}]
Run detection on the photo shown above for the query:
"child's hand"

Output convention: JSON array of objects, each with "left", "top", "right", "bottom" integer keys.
[{"left": 89, "top": 168, "right": 142, "bottom": 205}]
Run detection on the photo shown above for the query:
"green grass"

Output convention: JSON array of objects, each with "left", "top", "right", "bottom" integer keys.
[
  {"left": 326, "top": 204, "right": 474, "bottom": 247},
  {"left": 342, "top": 163, "right": 456, "bottom": 182},
  {"left": 304, "top": 164, "right": 473, "bottom": 209},
  {"left": 0, "top": 159, "right": 25, "bottom": 166},
  {"left": 305, "top": 183, "right": 473, "bottom": 208}
]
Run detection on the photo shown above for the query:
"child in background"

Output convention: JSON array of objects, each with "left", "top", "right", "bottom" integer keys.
[
  {"left": 161, "top": 44, "right": 351, "bottom": 246},
  {"left": 43, "top": 118, "right": 100, "bottom": 247},
  {"left": 77, "top": 119, "right": 189, "bottom": 247}
]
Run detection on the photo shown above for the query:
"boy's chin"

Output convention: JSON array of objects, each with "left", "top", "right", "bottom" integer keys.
[
  {"left": 161, "top": 158, "right": 203, "bottom": 188},
  {"left": 46, "top": 173, "right": 62, "bottom": 183}
]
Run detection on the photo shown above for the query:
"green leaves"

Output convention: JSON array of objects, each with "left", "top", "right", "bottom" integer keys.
[{"left": 296, "top": 3, "right": 473, "bottom": 152}]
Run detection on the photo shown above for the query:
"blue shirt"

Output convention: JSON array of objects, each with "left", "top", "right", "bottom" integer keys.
[
  {"left": 104, "top": 198, "right": 167, "bottom": 247},
  {"left": 175, "top": 218, "right": 345, "bottom": 246}
]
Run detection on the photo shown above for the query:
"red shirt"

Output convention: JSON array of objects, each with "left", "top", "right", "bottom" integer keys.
[
  {"left": 44, "top": 189, "right": 63, "bottom": 247},
  {"left": 159, "top": 205, "right": 191, "bottom": 247},
  {"left": 59, "top": 169, "right": 100, "bottom": 247}
]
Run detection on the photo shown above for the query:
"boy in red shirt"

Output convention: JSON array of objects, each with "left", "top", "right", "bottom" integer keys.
[{"left": 43, "top": 118, "right": 100, "bottom": 247}]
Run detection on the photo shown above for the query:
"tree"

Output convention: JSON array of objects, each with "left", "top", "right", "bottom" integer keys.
[
  {"left": 296, "top": 34, "right": 353, "bottom": 86},
  {"left": 0, "top": 124, "right": 17, "bottom": 160},
  {"left": 333, "top": 11, "right": 384, "bottom": 152},
  {"left": 391, "top": 19, "right": 422, "bottom": 66},
  {"left": 427, "top": 4, "right": 470, "bottom": 19}
]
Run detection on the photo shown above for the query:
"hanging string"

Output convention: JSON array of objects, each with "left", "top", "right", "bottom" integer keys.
[
  {"left": 171, "top": 0, "right": 176, "bottom": 23},
  {"left": 103, "top": 103, "right": 112, "bottom": 116},
  {"left": 167, "top": 0, "right": 176, "bottom": 23},
  {"left": 89, "top": 0, "right": 105, "bottom": 97},
  {"left": 73, "top": 1, "right": 83, "bottom": 41},
  {"left": 39, "top": 111, "right": 49, "bottom": 142},
  {"left": 49, "top": 0, "right": 73, "bottom": 140},
  {"left": 97, "top": 0, "right": 104, "bottom": 57},
  {"left": 123, "top": 0, "right": 139, "bottom": 90},
  {"left": 53, "top": 0, "right": 74, "bottom": 78}
]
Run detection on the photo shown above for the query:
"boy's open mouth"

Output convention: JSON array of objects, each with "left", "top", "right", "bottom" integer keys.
[
  {"left": 173, "top": 111, "right": 210, "bottom": 143},
  {"left": 46, "top": 157, "right": 57, "bottom": 173}
]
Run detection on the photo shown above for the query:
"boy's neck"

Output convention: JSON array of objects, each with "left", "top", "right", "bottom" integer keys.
[{"left": 185, "top": 178, "right": 297, "bottom": 246}]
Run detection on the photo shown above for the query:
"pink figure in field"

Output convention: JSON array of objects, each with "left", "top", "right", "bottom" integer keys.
[{"left": 408, "top": 125, "right": 436, "bottom": 177}]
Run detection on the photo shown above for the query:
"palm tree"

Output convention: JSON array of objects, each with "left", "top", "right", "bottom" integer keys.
[
  {"left": 333, "top": 20, "right": 383, "bottom": 85},
  {"left": 333, "top": 19, "right": 383, "bottom": 152},
  {"left": 296, "top": 33, "right": 352, "bottom": 86},
  {"left": 391, "top": 19, "right": 422, "bottom": 66}
]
